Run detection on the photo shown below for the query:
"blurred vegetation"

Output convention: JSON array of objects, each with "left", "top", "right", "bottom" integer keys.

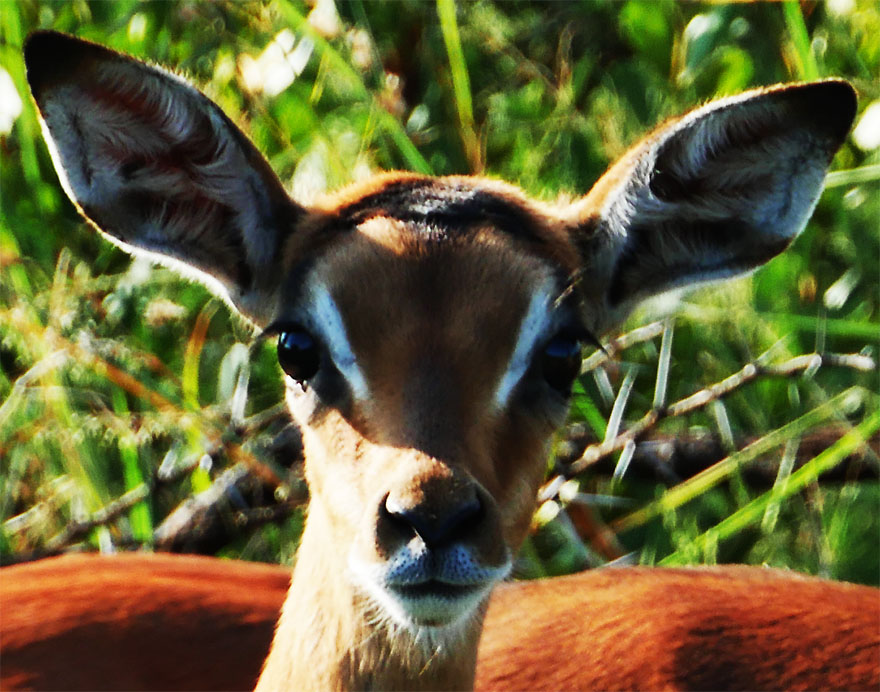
[{"left": 1, "top": 1, "right": 878, "bottom": 584}]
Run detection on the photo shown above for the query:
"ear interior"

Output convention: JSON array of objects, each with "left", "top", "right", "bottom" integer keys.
[
  {"left": 24, "top": 31, "right": 302, "bottom": 325},
  {"left": 574, "top": 80, "right": 857, "bottom": 332}
]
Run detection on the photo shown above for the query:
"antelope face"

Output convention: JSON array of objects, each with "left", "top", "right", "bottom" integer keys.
[
  {"left": 24, "top": 28, "right": 856, "bottom": 661},
  {"left": 269, "top": 177, "right": 586, "bottom": 631}
]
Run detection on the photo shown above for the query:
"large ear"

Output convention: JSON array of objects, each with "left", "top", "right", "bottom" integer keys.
[
  {"left": 24, "top": 31, "right": 303, "bottom": 326},
  {"left": 571, "top": 80, "right": 857, "bottom": 334}
]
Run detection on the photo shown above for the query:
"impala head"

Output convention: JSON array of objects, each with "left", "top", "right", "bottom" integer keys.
[
  {"left": 25, "top": 30, "right": 855, "bottom": 675},
  {"left": 276, "top": 177, "right": 591, "bottom": 636}
]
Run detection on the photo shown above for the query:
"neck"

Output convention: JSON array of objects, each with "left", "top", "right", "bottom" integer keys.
[{"left": 256, "top": 506, "right": 484, "bottom": 692}]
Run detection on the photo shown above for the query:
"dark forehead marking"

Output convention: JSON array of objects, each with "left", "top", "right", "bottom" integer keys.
[{"left": 330, "top": 178, "right": 546, "bottom": 243}]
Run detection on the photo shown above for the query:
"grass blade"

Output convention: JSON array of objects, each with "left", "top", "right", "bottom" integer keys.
[
  {"left": 611, "top": 386, "right": 868, "bottom": 534},
  {"left": 276, "top": 2, "right": 432, "bottom": 174},
  {"left": 437, "top": 0, "right": 480, "bottom": 171},
  {"left": 660, "top": 406, "right": 880, "bottom": 565},
  {"left": 825, "top": 164, "right": 880, "bottom": 188},
  {"left": 782, "top": 1, "right": 819, "bottom": 81}
]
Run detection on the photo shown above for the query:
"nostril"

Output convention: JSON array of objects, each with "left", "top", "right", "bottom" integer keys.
[{"left": 384, "top": 492, "right": 483, "bottom": 548}]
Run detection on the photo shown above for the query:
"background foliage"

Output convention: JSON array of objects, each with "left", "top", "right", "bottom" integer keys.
[{"left": 1, "top": 1, "right": 878, "bottom": 584}]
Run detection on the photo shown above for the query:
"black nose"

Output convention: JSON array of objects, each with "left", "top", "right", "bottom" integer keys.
[{"left": 384, "top": 492, "right": 483, "bottom": 548}]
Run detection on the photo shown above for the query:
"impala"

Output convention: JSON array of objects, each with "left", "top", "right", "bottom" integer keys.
[{"left": 2, "top": 31, "right": 878, "bottom": 692}]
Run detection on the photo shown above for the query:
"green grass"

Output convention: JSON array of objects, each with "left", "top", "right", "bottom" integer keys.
[{"left": 1, "top": 1, "right": 878, "bottom": 584}]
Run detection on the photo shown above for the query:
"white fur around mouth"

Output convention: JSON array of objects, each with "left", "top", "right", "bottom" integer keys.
[
  {"left": 388, "top": 579, "right": 492, "bottom": 627},
  {"left": 349, "top": 549, "right": 510, "bottom": 633}
]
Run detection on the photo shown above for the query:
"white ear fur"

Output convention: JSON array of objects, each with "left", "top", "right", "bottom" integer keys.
[
  {"left": 575, "top": 80, "right": 856, "bottom": 333},
  {"left": 24, "top": 31, "right": 303, "bottom": 325}
]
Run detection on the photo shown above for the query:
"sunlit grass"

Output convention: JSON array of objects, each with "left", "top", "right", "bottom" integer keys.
[{"left": 1, "top": 1, "right": 877, "bottom": 583}]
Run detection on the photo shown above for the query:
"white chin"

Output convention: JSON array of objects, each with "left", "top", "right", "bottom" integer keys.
[
  {"left": 389, "top": 584, "right": 491, "bottom": 629},
  {"left": 350, "top": 568, "right": 491, "bottom": 634}
]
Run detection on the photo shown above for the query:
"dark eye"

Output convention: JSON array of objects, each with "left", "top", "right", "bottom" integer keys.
[
  {"left": 277, "top": 328, "right": 320, "bottom": 383},
  {"left": 540, "top": 333, "right": 583, "bottom": 394}
]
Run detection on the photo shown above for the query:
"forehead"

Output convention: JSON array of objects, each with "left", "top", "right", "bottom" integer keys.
[
  {"left": 286, "top": 174, "right": 580, "bottom": 276},
  {"left": 279, "top": 176, "right": 579, "bottom": 398},
  {"left": 284, "top": 175, "right": 579, "bottom": 323},
  {"left": 312, "top": 217, "right": 556, "bottom": 344}
]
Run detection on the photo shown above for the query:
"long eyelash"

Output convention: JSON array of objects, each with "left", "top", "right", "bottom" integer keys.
[
  {"left": 259, "top": 320, "right": 301, "bottom": 341},
  {"left": 553, "top": 276, "right": 605, "bottom": 354},
  {"left": 582, "top": 328, "right": 605, "bottom": 353}
]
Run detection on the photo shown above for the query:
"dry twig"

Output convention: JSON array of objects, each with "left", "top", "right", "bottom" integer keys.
[{"left": 566, "top": 350, "right": 874, "bottom": 476}]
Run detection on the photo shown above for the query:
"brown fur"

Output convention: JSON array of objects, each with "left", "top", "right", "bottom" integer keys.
[
  {"left": 17, "top": 31, "right": 870, "bottom": 692},
  {"left": 0, "top": 553, "right": 287, "bottom": 691},
  {"left": 3, "top": 554, "right": 878, "bottom": 691}
]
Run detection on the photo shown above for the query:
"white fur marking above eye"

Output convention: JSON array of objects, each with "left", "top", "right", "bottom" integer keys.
[
  {"left": 492, "top": 280, "right": 555, "bottom": 410},
  {"left": 307, "top": 280, "right": 369, "bottom": 400}
]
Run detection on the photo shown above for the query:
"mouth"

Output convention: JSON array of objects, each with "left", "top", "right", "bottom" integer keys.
[
  {"left": 349, "top": 547, "right": 511, "bottom": 631},
  {"left": 394, "top": 579, "right": 484, "bottom": 601},
  {"left": 387, "top": 579, "right": 491, "bottom": 627}
]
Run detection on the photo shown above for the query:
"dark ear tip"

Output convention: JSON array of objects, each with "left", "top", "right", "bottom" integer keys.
[
  {"left": 23, "top": 31, "right": 61, "bottom": 94},
  {"left": 24, "top": 31, "right": 108, "bottom": 97},
  {"left": 23, "top": 29, "right": 66, "bottom": 55},
  {"left": 24, "top": 31, "right": 77, "bottom": 63},
  {"left": 25, "top": 31, "right": 77, "bottom": 96},
  {"left": 801, "top": 79, "right": 858, "bottom": 144}
]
